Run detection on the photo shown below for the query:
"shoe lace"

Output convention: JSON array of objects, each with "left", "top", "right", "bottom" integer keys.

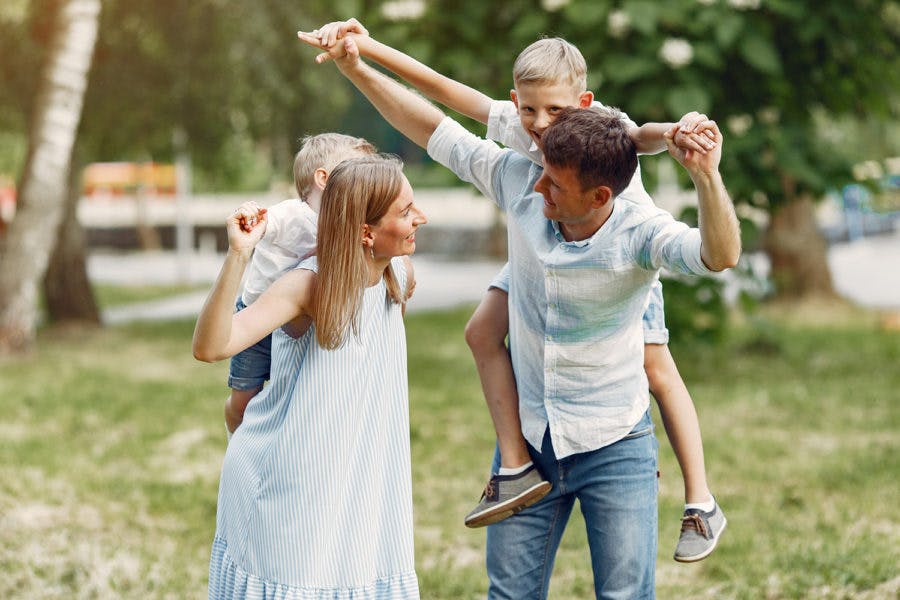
[
  {"left": 680, "top": 513, "right": 710, "bottom": 539},
  {"left": 482, "top": 480, "right": 497, "bottom": 501}
]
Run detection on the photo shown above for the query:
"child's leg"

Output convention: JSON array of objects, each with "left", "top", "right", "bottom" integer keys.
[
  {"left": 464, "top": 287, "right": 530, "bottom": 468},
  {"left": 644, "top": 343, "right": 711, "bottom": 505},
  {"left": 225, "top": 387, "right": 262, "bottom": 434},
  {"left": 225, "top": 328, "right": 272, "bottom": 436},
  {"left": 643, "top": 280, "right": 725, "bottom": 561},
  {"left": 463, "top": 286, "right": 551, "bottom": 528}
]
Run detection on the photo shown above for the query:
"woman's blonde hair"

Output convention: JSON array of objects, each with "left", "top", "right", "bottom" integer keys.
[
  {"left": 513, "top": 37, "right": 587, "bottom": 92},
  {"left": 314, "top": 154, "right": 406, "bottom": 349}
]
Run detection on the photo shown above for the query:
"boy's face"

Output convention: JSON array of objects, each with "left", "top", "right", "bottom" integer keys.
[{"left": 511, "top": 82, "right": 593, "bottom": 151}]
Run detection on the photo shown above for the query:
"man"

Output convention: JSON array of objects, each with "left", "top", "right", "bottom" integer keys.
[{"left": 300, "top": 30, "right": 740, "bottom": 599}]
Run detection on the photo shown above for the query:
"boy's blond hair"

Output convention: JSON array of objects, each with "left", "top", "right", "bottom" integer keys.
[
  {"left": 512, "top": 37, "right": 587, "bottom": 92},
  {"left": 293, "top": 133, "right": 377, "bottom": 200}
]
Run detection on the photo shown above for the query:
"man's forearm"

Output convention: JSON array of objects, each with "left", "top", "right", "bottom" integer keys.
[
  {"left": 694, "top": 171, "right": 741, "bottom": 271},
  {"left": 338, "top": 44, "right": 445, "bottom": 149}
]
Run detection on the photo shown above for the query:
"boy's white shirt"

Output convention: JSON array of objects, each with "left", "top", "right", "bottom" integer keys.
[
  {"left": 240, "top": 199, "right": 318, "bottom": 305},
  {"left": 486, "top": 100, "right": 655, "bottom": 206}
]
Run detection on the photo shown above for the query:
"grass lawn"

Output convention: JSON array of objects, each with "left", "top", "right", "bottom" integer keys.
[{"left": 0, "top": 305, "right": 897, "bottom": 599}]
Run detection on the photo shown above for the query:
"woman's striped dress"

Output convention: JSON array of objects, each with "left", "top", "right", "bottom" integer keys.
[{"left": 208, "top": 258, "right": 419, "bottom": 599}]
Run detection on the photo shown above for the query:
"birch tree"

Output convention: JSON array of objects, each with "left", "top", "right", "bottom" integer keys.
[{"left": 0, "top": 0, "right": 100, "bottom": 353}]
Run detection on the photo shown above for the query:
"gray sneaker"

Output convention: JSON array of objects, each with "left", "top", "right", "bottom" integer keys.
[
  {"left": 464, "top": 465, "right": 552, "bottom": 528},
  {"left": 673, "top": 500, "right": 727, "bottom": 562}
]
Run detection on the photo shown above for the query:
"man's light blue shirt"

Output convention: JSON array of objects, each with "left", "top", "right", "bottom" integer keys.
[{"left": 428, "top": 117, "right": 713, "bottom": 458}]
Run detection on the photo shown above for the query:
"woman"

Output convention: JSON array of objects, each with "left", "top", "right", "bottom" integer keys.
[{"left": 193, "top": 154, "right": 427, "bottom": 599}]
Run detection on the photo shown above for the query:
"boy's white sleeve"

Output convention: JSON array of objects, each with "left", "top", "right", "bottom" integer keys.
[{"left": 486, "top": 101, "right": 543, "bottom": 166}]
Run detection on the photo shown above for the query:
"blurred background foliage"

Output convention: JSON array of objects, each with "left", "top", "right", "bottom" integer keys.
[
  {"left": 2, "top": 0, "right": 897, "bottom": 193},
  {"left": 0, "top": 0, "right": 898, "bottom": 317}
]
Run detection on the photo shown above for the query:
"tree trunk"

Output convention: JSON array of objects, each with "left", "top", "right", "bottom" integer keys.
[
  {"left": 0, "top": 0, "right": 100, "bottom": 353},
  {"left": 43, "top": 163, "right": 101, "bottom": 325},
  {"left": 763, "top": 193, "right": 837, "bottom": 299}
]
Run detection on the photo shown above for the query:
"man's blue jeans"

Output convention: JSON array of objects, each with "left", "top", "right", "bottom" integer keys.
[{"left": 486, "top": 410, "right": 659, "bottom": 600}]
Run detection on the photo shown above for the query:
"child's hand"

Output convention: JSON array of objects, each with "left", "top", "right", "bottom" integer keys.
[
  {"left": 665, "top": 120, "right": 723, "bottom": 177},
  {"left": 313, "top": 18, "right": 368, "bottom": 48},
  {"left": 226, "top": 201, "right": 268, "bottom": 255},
  {"left": 673, "top": 111, "right": 717, "bottom": 155},
  {"left": 298, "top": 18, "right": 368, "bottom": 64}
]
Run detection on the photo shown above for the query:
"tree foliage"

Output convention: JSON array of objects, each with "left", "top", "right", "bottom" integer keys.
[{"left": 369, "top": 0, "right": 899, "bottom": 297}]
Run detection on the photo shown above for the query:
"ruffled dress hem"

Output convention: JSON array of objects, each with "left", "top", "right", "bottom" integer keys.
[{"left": 208, "top": 536, "right": 420, "bottom": 600}]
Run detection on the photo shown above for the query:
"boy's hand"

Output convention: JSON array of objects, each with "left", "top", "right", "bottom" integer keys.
[
  {"left": 673, "top": 111, "right": 717, "bottom": 155},
  {"left": 314, "top": 18, "right": 368, "bottom": 48},
  {"left": 226, "top": 202, "right": 268, "bottom": 256},
  {"left": 298, "top": 18, "right": 368, "bottom": 63},
  {"left": 665, "top": 120, "right": 723, "bottom": 177}
]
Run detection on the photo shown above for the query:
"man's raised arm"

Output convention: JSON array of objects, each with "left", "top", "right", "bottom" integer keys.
[
  {"left": 664, "top": 122, "right": 741, "bottom": 272},
  {"left": 298, "top": 32, "right": 444, "bottom": 150}
]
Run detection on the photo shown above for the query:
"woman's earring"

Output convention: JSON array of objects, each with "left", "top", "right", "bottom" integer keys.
[{"left": 369, "top": 246, "right": 375, "bottom": 261}]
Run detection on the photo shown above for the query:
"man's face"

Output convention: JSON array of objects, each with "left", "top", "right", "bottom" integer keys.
[
  {"left": 511, "top": 81, "right": 591, "bottom": 151},
  {"left": 533, "top": 159, "right": 596, "bottom": 226}
]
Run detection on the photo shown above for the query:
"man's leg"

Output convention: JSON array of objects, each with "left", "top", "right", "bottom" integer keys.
[
  {"left": 486, "top": 430, "right": 575, "bottom": 600},
  {"left": 574, "top": 411, "right": 659, "bottom": 600}
]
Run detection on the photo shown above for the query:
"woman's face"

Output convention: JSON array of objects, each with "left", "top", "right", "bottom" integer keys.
[{"left": 371, "top": 177, "right": 427, "bottom": 258}]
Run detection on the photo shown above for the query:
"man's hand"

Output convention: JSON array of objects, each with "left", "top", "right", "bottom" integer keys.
[
  {"left": 665, "top": 119, "right": 723, "bottom": 177},
  {"left": 226, "top": 202, "right": 267, "bottom": 256},
  {"left": 672, "top": 111, "right": 717, "bottom": 155}
]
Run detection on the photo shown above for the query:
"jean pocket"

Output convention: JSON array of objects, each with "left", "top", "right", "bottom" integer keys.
[{"left": 623, "top": 425, "right": 653, "bottom": 440}]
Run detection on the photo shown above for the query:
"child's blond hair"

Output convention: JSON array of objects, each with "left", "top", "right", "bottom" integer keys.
[
  {"left": 293, "top": 133, "right": 377, "bottom": 200},
  {"left": 512, "top": 37, "right": 587, "bottom": 92}
]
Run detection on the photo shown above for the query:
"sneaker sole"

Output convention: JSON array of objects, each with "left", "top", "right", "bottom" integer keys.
[
  {"left": 464, "top": 481, "right": 552, "bottom": 528},
  {"left": 673, "top": 515, "right": 727, "bottom": 563}
]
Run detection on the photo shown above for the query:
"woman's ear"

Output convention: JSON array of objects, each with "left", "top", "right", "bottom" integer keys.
[{"left": 361, "top": 223, "right": 374, "bottom": 248}]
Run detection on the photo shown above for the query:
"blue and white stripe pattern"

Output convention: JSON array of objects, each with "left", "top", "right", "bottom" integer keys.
[
  {"left": 209, "top": 257, "right": 419, "bottom": 599},
  {"left": 428, "top": 117, "right": 713, "bottom": 460}
]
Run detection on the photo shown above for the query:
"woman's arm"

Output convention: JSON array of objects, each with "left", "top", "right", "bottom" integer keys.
[{"left": 192, "top": 203, "right": 314, "bottom": 362}]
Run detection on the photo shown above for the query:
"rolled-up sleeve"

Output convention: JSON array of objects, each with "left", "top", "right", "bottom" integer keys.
[
  {"left": 636, "top": 213, "right": 713, "bottom": 276},
  {"left": 426, "top": 116, "right": 510, "bottom": 208}
]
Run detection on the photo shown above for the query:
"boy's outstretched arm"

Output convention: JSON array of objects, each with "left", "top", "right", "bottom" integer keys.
[
  {"left": 298, "top": 32, "right": 444, "bottom": 149},
  {"left": 632, "top": 112, "right": 718, "bottom": 155},
  {"left": 306, "top": 19, "right": 492, "bottom": 124}
]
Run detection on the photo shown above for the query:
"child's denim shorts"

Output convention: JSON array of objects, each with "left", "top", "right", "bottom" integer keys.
[
  {"left": 227, "top": 298, "right": 272, "bottom": 391},
  {"left": 642, "top": 280, "right": 669, "bottom": 345}
]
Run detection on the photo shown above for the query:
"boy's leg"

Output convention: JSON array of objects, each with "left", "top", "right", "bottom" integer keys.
[
  {"left": 642, "top": 280, "right": 726, "bottom": 562},
  {"left": 464, "top": 286, "right": 551, "bottom": 528},
  {"left": 225, "top": 330, "right": 272, "bottom": 436},
  {"left": 486, "top": 432, "right": 575, "bottom": 600},
  {"left": 225, "top": 388, "right": 262, "bottom": 434},
  {"left": 464, "top": 287, "right": 530, "bottom": 467},
  {"left": 576, "top": 410, "right": 658, "bottom": 599},
  {"left": 646, "top": 344, "right": 726, "bottom": 562},
  {"left": 645, "top": 343, "right": 710, "bottom": 505}
]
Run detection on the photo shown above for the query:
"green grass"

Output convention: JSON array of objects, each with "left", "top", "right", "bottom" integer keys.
[
  {"left": 93, "top": 283, "right": 209, "bottom": 308},
  {"left": 1, "top": 307, "right": 898, "bottom": 599}
]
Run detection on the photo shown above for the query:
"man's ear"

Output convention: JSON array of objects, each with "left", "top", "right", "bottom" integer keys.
[
  {"left": 578, "top": 91, "right": 594, "bottom": 108},
  {"left": 510, "top": 89, "right": 519, "bottom": 109},
  {"left": 313, "top": 167, "right": 329, "bottom": 191},
  {"left": 591, "top": 185, "right": 613, "bottom": 208}
]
